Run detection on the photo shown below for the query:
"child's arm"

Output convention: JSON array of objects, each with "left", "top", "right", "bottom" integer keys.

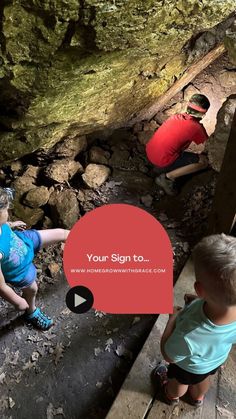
[
  {"left": 0, "top": 258, "right": 29, "bottom": 311},
  {"left": 160, "top": 313, "right": 177, "bottom": 363}
]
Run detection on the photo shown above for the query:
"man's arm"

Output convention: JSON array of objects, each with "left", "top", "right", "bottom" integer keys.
[{"left": 0, "top": 256, "right": 29, "bottom": 310}]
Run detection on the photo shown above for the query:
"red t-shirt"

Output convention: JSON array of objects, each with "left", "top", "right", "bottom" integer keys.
[{"left": 146, "top": 113, "right": 208, "bottom": 167}]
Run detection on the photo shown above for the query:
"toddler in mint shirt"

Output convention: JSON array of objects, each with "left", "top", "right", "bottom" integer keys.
[{"left": 152, "top": 234, "right": 236, "bottom": 407}]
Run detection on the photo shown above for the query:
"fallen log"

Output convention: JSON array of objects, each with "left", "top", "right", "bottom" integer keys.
[{"left": 129, "top": 44, "right": 225, "bottom": 124}]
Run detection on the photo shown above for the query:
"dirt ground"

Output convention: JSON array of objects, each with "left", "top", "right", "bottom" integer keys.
[{"left": 0, "top": 54, "right": 234, "bottom": 419}]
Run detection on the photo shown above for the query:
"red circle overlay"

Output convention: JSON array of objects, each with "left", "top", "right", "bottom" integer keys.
[{"left": 63, "top": 204, "right": 173, "bottom": 314}]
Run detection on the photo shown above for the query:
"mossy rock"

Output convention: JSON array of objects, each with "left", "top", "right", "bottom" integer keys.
[{"left": 0, "top": 0, "right": 235, "bottom": 164}]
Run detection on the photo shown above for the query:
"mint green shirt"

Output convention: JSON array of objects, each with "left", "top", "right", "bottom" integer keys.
[{"left": 165, "top": 299, "right": 236, "bottom": 374}]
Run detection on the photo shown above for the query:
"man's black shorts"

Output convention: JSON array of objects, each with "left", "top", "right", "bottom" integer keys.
[
  {"left": 153, "top": 151, "right": 199, "bottom": 175},
  {"left": 167, "top": 363, "right": 219, "bottom": 385}
]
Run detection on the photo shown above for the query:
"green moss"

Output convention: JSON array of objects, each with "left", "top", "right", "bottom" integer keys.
[{"left": 0, "top": 0, "right": 235, "bottom": 163}]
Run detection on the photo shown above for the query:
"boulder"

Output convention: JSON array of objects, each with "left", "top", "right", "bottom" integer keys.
[
  {"left": 137, "top": 130, "right": 153, "bottom": 145},
  {"left": 218, "top": 71, "right": 236, "bottom": 89},
  {"left": 45, "top": 160, "right": 83, "bottom": 183},
  {"left": 13, "top": 175, "right": 36, "bottom": 197},
  {"left": 89, "top": 146, "right": 110, "bottom": 165},
  {"left": 207, "top": 95, "right": 236, "bottom": 172},
  {"left": 183, "top": 84, "right": 200, "bottom": 101},
  {"left": 13, "top": 202, "right": 44, "bottom": 227},
  {"left": 0, "top": 1, "right": 235, "bottom": 164},
  {"left": 22, "top": 165, "right": 40, "bottom": 179},
  {"left": 23, "top": 186, "right": 50, "bottom": 208},
  {"left": 10, "top": 160, "right": 23, "bottom": 174},
  {"left": 55, "top": 135, "right": 87, "bottom": 158},
  {"left": 109, "top": 149, "right": 130, "bottom": 168},
  {"left": 82, "top": 164, "right": 111, "bottom": 188},
  {"left": 48, "top": 189, "right": 80, "bottom": 229}
]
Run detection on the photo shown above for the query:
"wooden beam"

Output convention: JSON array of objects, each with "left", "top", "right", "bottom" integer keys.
[
  {"left": 129, "top": 44, "right": 225, "bottom": 124},
  {"left": 208, "top": 109, "right": 236, "bottom": 234}
]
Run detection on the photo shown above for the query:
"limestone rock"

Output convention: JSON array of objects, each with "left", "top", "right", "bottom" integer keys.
[
  {"left": 164, "top": 102, "right": 185, "bottom": 116},
  {"left": 207, "top": 95, "right": 236, "bottom": 172},
  {"left": 133, "top": 122, "right": 143, "bottom": 134},
  {"left": 183, "top": 84, "right": 200, "bottom": 101},
  {"left": 10, "top": 160, "right": 23, "bottom": 174},
  {"left": 43, "top": 216, "right": 54, "bottom": 229},
  {"left": 225, "top": 22, "right": 236, "bottom": 64},
  {"left": 22, "top": 165, "right": 39, "bottom": 179},
  {"left": 109, "top": 149, "right": 130, "bottom": 168},
  {"left": 143, "top": 120, "right": 159, "bottom": 132},
  {"left": 45, "top": 160, "right": 83, "bottom": 183},
  {"left": 23, "top": 186, "right": 50, "bottom": 208},
  {"left": 48, "top": 189, "right": 80, "bottom": 229},
  {"left": 218, "top": 71, "right": 236, "bottom": 88},
  {"left": 55, "top": 135, "right": 87, "bottom": 158},
  {"left": 89, "top": 146, "right": 110, "bottom": 165},
  {"left": 82, "top": 164, "right": 111, "bottom": 189},
  {"left": 48, "top": 262, "right": 60, "bottom": 277},
  {"left": 112, "top": 169, "right": 153, "bottom": 194},
  {"left": 140, "top": 194, "right": 153, "bottom": 208},
  {"left": 137, "top": 131, "right": 153, "bottom": 145},
  {"left": 0, "top": 1, "right": 235, "bottom": 163},
  {"left": 13, "top": 176, "right": 36, "bottom": 198},
  {"left": 13, "top": 202, "right": 44, "bottom": 227}
]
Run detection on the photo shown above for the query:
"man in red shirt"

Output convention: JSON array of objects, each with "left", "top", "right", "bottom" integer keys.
[{"left": 146, "top": 94, "right": 210, "bottom": 195}]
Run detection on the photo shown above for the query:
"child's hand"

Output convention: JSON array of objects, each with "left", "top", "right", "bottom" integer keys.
[
  {"left": 9, "top": 221, "right": 27, "bottom": 230},
  {"left": 14, "top": 298, "right": 29, "bottom": 311}
]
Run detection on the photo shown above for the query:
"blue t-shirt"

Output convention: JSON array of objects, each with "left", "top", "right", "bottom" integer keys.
[
  {"left": 165, "top": 299, "right": 236, "bottom": 374},
  {"left": 0, "top": 224, "right": 36, "bottom": 286}
]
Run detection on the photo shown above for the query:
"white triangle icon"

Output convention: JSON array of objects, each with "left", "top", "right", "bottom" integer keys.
[{"left": 74, "top": 293, "right": 86, "bottom": 307}]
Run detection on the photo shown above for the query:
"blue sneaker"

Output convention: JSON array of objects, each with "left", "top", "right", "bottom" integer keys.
[
  {"left": 152, "top": 364, "right": 179, "bottom": 406},
  {"left": 24, "top": 307, "right": 53, "bottom": 330}
]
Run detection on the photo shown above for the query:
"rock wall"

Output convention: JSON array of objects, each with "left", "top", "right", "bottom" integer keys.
[
  {"left": 207, "top": 95, "right": 236, "bottom": 172},
  {"left": 0, "top": 1, "right": 235, "bottom": 164}
]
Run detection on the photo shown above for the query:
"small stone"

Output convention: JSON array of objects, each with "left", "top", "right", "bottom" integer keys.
[
  {"left": 158, "top": 212, "right": 168, "bottom": 222},
  {"left": 143, "top": 120, "right": 159, "bottom": 132},
  {"left": 140, "top": 194, "right": 153, "bottom": 207},
  {"left": 8, "top": 397, "right": 15, "bottom": 409},
  {"left": 218, "top": 71, "right": 236, "bottom": 88},
  {"left": 109, "top": 148, "right": 130, "bottom": 168},
  {"left": 48, "top": 189, "right": 80, "bottom": 228},
  {"left": 23, "top": 165, "right": 40, "bottom": 179},
  {"left": 23, "top": 186, "right": 50, "bottom": 208},
  {"left": 45, "top": 160, "right": 84, "bottom": 183},
  {"left": 82, "top": 164, "right": 111, "bottom": 188},
  {"left": 137, "top": 130, "right": 153, "bottom": 145},
  {"left": 164, "top": 102, "right": 184, "bottom": 116},
  {"left": 43, "top": 216, "right": 54, "bottom": 229},
  {"left": 77, "top": 189, "right": 85, "bottom": 202},
  {"left": 132, "top": 122, "right": 143, "bottom": 134},
  {"left": 89, "top": 146, "right": 110, "bottom": 165},
  {"left": 55, "top": 135, "right": 87, "bottom": 158},
  {"left": 96, "top": 382, "right": 103, "bottom": 389},
  {"left": 183, "top": 84, "right": 200, "bottom": 101},
  {"left": 10, "top": 160, "right": 22, "bottom": 173},
  {"left": 13, "top": 176, "right": 36, "bottom": 198},
  {"left": 48, "top": 262, "right": 60, "bottom": 277}
]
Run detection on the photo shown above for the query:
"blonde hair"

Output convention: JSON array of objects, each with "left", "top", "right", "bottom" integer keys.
[
  {"left": 193, "top": 234, "right": 236, "bottom": 306},
  {"left": 0, "top": 187, "right": 10, "bottom": 210}
]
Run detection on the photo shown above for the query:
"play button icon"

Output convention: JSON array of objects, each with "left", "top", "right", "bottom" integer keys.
[{"left": 66, "top": 286, "right": 94, "bottom": 314}]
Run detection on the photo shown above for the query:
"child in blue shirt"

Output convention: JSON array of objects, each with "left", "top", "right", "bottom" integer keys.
[
  {"left": 0, "top": 187, "right": 70, "bottom": 330},
  {"left": 153, "top": 234, "right": 236, "bottom": 407}
]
